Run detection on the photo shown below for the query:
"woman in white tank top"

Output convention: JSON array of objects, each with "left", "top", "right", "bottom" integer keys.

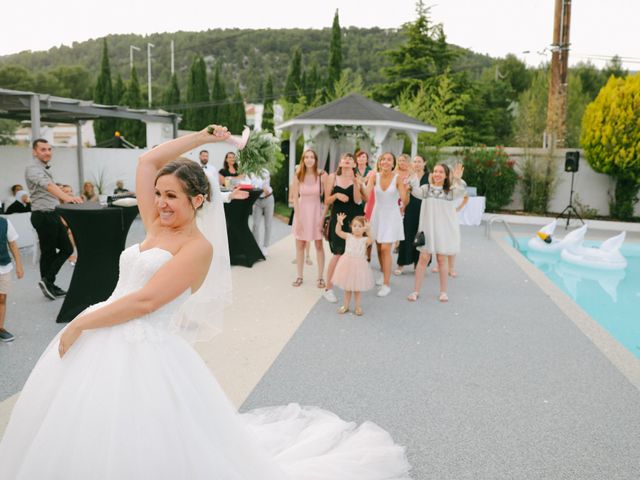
[{"left": 363, "top": 152, "right": 408, "bottom": 297}]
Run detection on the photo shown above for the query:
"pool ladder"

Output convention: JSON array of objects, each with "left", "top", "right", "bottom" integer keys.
[{"left": 485, "top": 216, "right": 522, "bottom": 251}]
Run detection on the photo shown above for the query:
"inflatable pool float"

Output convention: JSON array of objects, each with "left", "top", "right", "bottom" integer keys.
[
  {"left": 555, "top": 261, "right": 626, "bottom": 303},
  {"left": 527, "top": 220, "right": 587, "bottom": 253},
  {"left": 560, "top": 231, "right": 628, "bottom": 271}
]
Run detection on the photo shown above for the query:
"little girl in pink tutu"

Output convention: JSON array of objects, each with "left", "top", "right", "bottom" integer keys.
[{"left": 332, "top": 213, "right": 375, "bottom": 316}]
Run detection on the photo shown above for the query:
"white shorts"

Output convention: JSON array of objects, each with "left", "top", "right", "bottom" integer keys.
[{"left": 0, "top": 272, "right": 10, "bottom": 295}]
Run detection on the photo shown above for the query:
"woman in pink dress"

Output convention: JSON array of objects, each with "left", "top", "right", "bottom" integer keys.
[{"left": 290, "top": 149, "right": 326, "bottom": 287}]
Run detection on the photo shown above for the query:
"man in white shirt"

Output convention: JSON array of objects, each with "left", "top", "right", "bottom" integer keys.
[
  {"left": 250, "top": 168, "right": 274, "bottom": 256},
  {"left": 199, "top": 150, "right": 210, "bottom": 170}
]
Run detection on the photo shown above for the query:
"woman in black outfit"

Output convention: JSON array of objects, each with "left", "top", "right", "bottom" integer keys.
[
  {"left": 322, "top": 153, "right": 362, "bottom": 303},
  {"left": 218, "top": 151, "right": 240, "bottom": 186},
  {"left": 395, "top": 155, "right": 428, "bottom": 275}
]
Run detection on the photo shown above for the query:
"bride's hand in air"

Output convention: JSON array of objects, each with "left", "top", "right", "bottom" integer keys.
[
  {"left": 58, "top": 323, "right": 82, "bottom": 358},
  {"left": 203, "top": 124, "right": 231, "bottom": 143}
]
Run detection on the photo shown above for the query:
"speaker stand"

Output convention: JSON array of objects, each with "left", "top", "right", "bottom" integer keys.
[{"left": 556, "top": 171, "right": 585, "bottom": 229}]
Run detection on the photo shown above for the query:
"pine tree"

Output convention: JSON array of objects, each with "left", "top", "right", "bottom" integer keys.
[
  {"left": 163, "top": 73, "right": 180, "bottom": 108},
  {"left": 93, "top": 39, "right": 116, "bottom": 143},
  {"left": 262, "top": 74, "right": 275, "bottom": 133},
  {"left": 327, "top": 9, "right": 343, "bottom": 95},
  {"left": 284, "top": 48, "right": 302, "bottom": 103},
  {"left": 184, "top": 55, "right": 210, "bottom": 131},
  {"left": 120, "top": 67, "right": 146, "bottom": 147},
  {"left": 211, "top": 62, "right": 229, "bottom": 126},
  {"left": 375, "top": 1, "right": 454, "bottom": 102}
]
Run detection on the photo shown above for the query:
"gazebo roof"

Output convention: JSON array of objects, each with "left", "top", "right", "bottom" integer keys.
[
  {"left": 0, "top": 87, "right": 179, "bottom": 124},
  {"left": 278, "top": 93, "right": 435, "bottom": 133}
]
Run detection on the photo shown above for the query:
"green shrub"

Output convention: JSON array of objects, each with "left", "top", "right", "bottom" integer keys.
[
  {"left": 519, "top": 153, "right": 556, "bottom": 214},
  {"left": 458, "top": 146, "right": 518, "bottom": 211}
]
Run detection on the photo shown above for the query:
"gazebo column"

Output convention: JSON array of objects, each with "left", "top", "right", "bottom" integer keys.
[
  {"left": 288, "top": 128, "right": 299, "bottom": 188},
  {"left": 408, "top": 131, "right": 418, "bottom": 158},
  {"left": 30, "top": 94, "right": 41, "bottom": 141},
  {"left": 76, "top": 121, "right": 86, "bottom": 192}
]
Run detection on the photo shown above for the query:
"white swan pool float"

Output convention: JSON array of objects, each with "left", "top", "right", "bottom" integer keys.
[
  {"left": 527, "top": 220, "right": 587, "bottom": 253},
  {"left": 560, "top": 231, "right": 628, "bottom": 270}
]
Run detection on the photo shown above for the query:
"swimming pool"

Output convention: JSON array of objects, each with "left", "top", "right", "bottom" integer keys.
[{"left": 516, "top": 238, "right": 640, "bottom": 358}]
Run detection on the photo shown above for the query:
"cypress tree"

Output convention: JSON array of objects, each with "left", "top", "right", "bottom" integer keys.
[
  {"left": 327, "top": 9, "right": 343, "bottom": 94},
  {"left": 262, "top": 74, "right": 275, "bottom": 133},
  {"left": 211, "top": 62, "right": 229, "bottom": 126},
  {"left": 163, "top": 73, "right": 180, "bottom": 108},
  {"left": 228, "top": 83, "right": 246, "bottom": 133},
  {"left": 113, "top": 74, "right": 125, "bottom": 105},
  {"left": 120, "top": 67, "right": 146, "bottom": 147},
  {"left": 184, "top": 55, "right": 210, "bottom": 131},
  {"left": 93, "top": 39, "right": 116, "bottom": 143},
  {"left": 284, "top": 48, "right": 302, "bottom": 103}
]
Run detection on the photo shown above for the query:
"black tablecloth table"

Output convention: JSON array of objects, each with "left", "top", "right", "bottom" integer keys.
[
  {"left": 55, "top": 203, "right": 139, "bottom": 323},
  {"left": 224, "top": 189, "right": 265, "bottom": 267}
]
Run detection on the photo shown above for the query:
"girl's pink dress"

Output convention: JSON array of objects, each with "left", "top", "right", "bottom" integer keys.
[
  {"left": 331, "top": 235, "right": 374, "bottom": 292},
  {"left": 293, "top": 176, "right": 324, "bottom": 241}
]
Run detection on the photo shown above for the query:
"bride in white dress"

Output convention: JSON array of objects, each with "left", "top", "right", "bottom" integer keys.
[{"left": 0, "top": 126, "right": 411, "bottom": 480}]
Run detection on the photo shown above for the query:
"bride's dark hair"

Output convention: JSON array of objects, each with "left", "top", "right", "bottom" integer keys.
[{"left": 155, "top": 158, "right": 211, "bottom": 208}]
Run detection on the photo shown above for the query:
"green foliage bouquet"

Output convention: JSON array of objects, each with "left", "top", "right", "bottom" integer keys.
[{"left": 236, "top": 129, "right": 284, "bottom": 176}]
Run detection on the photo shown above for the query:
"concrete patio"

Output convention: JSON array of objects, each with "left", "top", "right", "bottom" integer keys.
[{"left": 1, "top": 216, "right": 639, "bottom": 479}]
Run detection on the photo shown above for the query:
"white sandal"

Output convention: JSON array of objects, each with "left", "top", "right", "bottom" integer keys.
[
  {"left": 407, "top": 292, "right": 419, "bottom": 302},
  {"left": 439, "top": 292, "right": 448, "bottom": 303}
]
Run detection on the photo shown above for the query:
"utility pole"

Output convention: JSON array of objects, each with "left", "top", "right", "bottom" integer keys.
[
  {"left": 147, "top": 42, "right": 155, "bottom": 107},
  {"left": 129, "top": 45, "right": 140, "bottom": 71},
  {"left": 171, "top": 40, "right": 175, "bottom": 76},
  {"left": 545, "top": 0, "right": 572, "bottom": 149}
]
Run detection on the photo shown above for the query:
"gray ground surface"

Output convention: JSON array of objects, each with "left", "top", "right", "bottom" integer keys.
[
  {"left": 242, "top": 225, "right": 640, "bottom": 480},
  {"left": 3, "top": 217, "right": 640, "bottom": 479},
  {"left": 0, "top": 214, "right": 289, "bottom": 401}
]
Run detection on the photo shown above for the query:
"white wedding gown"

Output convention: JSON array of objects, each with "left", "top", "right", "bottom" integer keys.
[{"left": 0, "top": 244, "right": 411, "bottom": 479}]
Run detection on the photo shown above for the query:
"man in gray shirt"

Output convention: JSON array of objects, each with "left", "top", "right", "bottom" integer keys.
[{"left": 25, "top": 139, "right": 83, "bottom": 299}]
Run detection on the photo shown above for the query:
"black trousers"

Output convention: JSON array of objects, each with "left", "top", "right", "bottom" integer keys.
[{"left": 30, "top": 211, "right": 73, "bottom": 283}]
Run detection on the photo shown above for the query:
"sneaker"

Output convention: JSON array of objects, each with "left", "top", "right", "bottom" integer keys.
[
  {"left": 375, "top": 275, "right": 384, "bottom": 286},
  {"left": 0, "top": 329, "right": 15, "bottom": 342},
  {"left": 38, "top": 279, "right": 56, "bottom": 300},
  {"left": 323, "top": 289, "right": 338, "bottom": 303},
  {"left": 377, "top": 285, "right": 391, "bottom": 297},
  {"left": 51, "top": 284, "right": 67, "bottom": 297}
]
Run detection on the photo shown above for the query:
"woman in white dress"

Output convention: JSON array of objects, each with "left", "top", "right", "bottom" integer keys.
[
  {"left": 0, "top": 126, "right": 411, "bottom": 480},
  {"left": 364, "top": 152, "right": 408, "bottom": 297},
  {"left": 406, "top": 163, "right": 466, "bottom": 303}
]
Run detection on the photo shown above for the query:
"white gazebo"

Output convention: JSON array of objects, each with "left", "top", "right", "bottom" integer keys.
[{"left": 277, "top": 93, "right": 436, "bottom": 182}]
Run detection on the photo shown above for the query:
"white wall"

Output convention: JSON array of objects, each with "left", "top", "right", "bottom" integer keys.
[
  {"left": 436, "top": 147, "right": 639, "bottom": 217},
  {"left": 1, "top": 140, "right": 240, "bottom": 207}
]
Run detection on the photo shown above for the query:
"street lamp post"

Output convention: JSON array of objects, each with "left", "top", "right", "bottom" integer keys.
[
  {"left": 129, "top": 45, "right": 141, "bottom": 71},
  {"left": 147, "top": 42, "right": 155, "bottom": 107}
]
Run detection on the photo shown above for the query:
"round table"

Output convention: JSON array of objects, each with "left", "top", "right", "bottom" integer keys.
[
  {"left": 223, "top": 189, "right": 265, "bottom": 267},
  {"left": 55, "top": 203, "right": 139, "bottom": 323}
]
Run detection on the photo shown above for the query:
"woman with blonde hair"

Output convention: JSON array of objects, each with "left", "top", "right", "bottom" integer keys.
[
  {"left": 290, "top": 149, "right": 326, "bottom": 287},
  {"left": 81, "top": 181, "right": 99, "bottom": 203}
]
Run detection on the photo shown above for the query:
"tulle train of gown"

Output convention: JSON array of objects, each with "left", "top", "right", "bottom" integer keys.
[{"left": 0, "top": 244, "right": 411, "bottom": 480}]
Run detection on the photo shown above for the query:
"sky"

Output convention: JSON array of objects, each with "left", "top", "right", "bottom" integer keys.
[{"left": 1, "top": 0, "right": 638, "bottom": 70}]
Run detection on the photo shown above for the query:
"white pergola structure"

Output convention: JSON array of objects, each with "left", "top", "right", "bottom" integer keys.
[{"left": 277, "top": 93, "right": 436, "bottom": 183}]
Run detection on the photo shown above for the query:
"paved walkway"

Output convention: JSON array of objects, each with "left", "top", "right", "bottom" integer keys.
[{"left": 1, "top": 217, "right": 639, "bottom": 479}]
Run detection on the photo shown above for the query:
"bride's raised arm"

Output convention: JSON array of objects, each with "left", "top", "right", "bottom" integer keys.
[{"left": 136, "top": 125, "right": 231, "bottom": 230}]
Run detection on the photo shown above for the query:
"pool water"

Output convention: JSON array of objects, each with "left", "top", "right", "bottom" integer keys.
[{"left": 516, "top": 238, "right": 640, "bottom": 358}]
